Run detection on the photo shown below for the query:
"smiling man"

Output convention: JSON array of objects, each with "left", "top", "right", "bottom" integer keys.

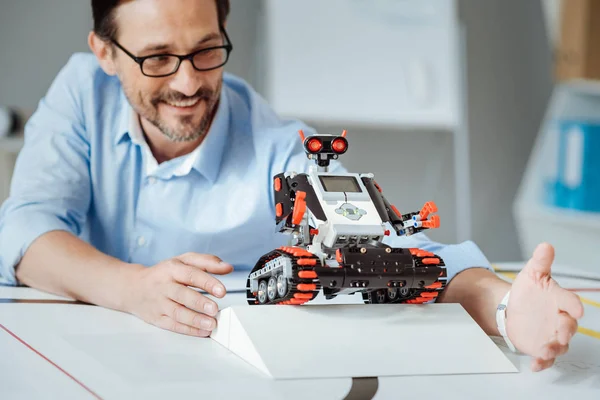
[{"left": 0, "top": 0, "right": 584, "bottom": 373}]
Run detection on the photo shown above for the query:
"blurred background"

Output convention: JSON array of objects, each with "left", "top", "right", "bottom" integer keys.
[{"left": 0, "top": 0, "right": 597, "bottom": 270}]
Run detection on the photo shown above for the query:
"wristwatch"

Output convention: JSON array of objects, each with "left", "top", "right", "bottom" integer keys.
[{"left": 496, "top": 290, "right": 517, "bottom": 352}]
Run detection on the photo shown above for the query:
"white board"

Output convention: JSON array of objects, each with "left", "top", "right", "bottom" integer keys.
[
  {"left": 262, "top": 0, "right": 461, "bottom": 129},
  {"left": 211, "top": 303, "right": 517, "bottom": 379}
]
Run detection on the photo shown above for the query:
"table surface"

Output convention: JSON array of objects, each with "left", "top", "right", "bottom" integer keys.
[{"left": 1, "top": 263, "right": 599, "bottom": 400}]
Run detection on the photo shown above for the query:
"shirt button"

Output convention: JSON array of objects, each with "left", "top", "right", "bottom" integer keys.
[
  {"left": 137, "top": 236, "right": 147, "bottom": 247},
  {"left": 147, "top": 177, "right": 157, "bottom": 185}
]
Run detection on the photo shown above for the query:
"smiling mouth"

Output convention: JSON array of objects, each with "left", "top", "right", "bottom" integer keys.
[{"left": 163, "top": 98, "right": 202, "bottom": 110}]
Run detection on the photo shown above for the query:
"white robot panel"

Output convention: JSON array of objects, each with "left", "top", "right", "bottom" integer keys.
[{"left": 307, "top": 170, "right": 386, "bottom": 248}]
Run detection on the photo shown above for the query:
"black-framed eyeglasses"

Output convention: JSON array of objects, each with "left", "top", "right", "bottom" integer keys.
[{"left": 111, "top": 28, "right": 233, "bottom": 78}]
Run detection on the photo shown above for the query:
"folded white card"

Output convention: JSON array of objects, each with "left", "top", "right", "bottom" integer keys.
[{"left": 211, "top": 303, "right": 518, "bottom": 379}]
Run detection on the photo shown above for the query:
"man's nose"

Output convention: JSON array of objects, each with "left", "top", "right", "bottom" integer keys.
[{"left": 168, "top": 60, "right": 203, "bottom": 97}]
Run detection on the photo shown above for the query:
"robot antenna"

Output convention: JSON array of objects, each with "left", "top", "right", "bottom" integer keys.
[{"left": 298, "top": 129, "right": 306, "bottom": 142}]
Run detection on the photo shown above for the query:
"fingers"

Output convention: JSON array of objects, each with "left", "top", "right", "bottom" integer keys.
[
  {"left": 167, "top": 283, "right": 219, "bottom": 317},
  {"left": 556, "top": 311, "right": 578, "bottom": 345},
  {"left": 155, "top": 315, "right": 211, "bottom": 338},
  {"left": 556, "top": 290, "right": 584, "bottom": 319},
  {"left": 176, "top": 253, "right": 234, "bottom": 275},
  {"left": 170, "top": 260, "right": 227, "bottom": 298},
  {"left": 539, "top": 340, "right": 569, "bottom": 360},
  {"left": 162, "top": 299, "right": 217, "bottom": 334},
  {"left": 531, "top": 357, "right": 555, "bottom": 372},
  {"left": 524, "top": 242, "right": 554, "bottom": 278},
  {"left": 532, "top": 341, "right": 568, "bottom": 372}
]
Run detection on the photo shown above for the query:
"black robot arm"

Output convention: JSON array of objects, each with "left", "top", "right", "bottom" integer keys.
[{"left": 273, "top": 173, "right": 328, "bottom": 232}]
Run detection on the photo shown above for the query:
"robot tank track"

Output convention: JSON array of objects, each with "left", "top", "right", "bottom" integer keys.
[{"left": 246, "top": 246, "right": 447, "bottom": 305}]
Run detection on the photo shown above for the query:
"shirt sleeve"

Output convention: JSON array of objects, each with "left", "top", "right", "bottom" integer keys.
[{"left": 0, "top": 55, "right": 92, "bottom": 286}]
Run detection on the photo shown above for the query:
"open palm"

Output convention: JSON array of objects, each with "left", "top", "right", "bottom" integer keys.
[{"left": 506, "top": 243, "right": 584, "bottom": 371}]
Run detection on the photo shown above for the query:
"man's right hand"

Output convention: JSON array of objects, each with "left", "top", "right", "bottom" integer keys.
[{"left": 123, "top": 253, "right": 234, "bottom": 337}]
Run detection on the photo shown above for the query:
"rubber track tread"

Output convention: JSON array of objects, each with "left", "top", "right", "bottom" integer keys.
[{"left": 246, "top": 247, "right": 322, "bottom": 305}]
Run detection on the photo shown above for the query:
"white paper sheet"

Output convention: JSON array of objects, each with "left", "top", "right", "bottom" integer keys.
[{"left": 211, "top": 303, "right": 518, "bottom": 379}]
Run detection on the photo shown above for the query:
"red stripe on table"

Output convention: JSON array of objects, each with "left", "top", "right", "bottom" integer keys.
[{"left": 0, "top": 323, "right": 102, "bottom": 399}]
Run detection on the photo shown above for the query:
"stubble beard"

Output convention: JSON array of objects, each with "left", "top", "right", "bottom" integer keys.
[
  {"left": 151, "top": 102, "right": 215, "bottom": 143},
  {"left": 125, "top": 81, "right": 222, "bottom": 143}
]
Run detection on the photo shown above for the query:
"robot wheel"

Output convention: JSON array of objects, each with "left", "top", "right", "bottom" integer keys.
[{"left": 246, "top": 247, "right": 322, "bottom": 305}]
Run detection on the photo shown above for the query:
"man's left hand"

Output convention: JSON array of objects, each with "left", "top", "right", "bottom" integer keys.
[{"left": 506, "top": 242, "right": 585, "bottom": 372}]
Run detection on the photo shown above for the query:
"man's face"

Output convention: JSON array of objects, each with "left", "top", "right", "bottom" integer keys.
[{"left": 111, "top": 0, "right": 225, "bottom": 143}]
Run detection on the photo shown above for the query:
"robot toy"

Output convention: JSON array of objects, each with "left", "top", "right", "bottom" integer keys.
[{"left": 246, "top": 130, "right": 447, "bottom": 305}]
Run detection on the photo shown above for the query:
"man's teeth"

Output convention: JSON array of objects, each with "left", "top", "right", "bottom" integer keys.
[{"left": 166, "top": 98, "right": 200, "bottom": 107}]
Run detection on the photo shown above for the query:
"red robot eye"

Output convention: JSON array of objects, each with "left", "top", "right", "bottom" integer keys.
[
  {"left": 307, "top": 138, "right": 323, "bottom": 153},
  {"left": 331, "top": 138, "right": 347, "bottom": 153}
]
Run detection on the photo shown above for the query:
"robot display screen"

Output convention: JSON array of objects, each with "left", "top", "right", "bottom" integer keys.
[{"left": 319, "top": 176, "right": 362, "bottom": 192}]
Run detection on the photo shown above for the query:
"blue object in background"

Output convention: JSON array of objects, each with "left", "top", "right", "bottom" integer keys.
[{"left": 545, "top": 120, "right": 600, "bottom": 212}]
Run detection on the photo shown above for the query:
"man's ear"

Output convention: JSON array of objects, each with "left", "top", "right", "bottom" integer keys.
[{"left": 88, "top": 31, "right": 117, "bottom": 76}]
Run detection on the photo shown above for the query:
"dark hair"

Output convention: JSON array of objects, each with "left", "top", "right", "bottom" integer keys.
[{"left": 92, "top": 0, "right": 231, "bottom": 40}]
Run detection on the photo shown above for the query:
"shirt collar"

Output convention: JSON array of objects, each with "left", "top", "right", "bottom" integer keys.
[{"left": 113, "top": 86, "right": 230, "bottom": 184}]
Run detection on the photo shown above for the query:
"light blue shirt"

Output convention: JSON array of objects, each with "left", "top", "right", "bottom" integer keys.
[{"left": 0, "top": 53, "right": 492, "bottom": 288}]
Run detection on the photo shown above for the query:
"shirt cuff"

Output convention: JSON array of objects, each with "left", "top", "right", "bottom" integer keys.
[
  {"left": 0, "top": 210, "right": 73, "bottom": 286},
  {"left": 383, "top": 233, "right": 493, "bottom": 285}
]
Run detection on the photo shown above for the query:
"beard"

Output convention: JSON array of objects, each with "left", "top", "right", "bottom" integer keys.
[{"left": 125, "top": 80, "right": 222, "bottom": 143}]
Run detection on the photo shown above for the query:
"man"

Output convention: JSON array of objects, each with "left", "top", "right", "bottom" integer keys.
[{"left": 0, "top": 0, "right": 583, "bottom": 373}]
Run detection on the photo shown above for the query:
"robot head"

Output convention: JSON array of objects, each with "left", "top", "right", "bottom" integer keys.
[{"left": 298, "top": 129, "right": 349, "bottom": 167}]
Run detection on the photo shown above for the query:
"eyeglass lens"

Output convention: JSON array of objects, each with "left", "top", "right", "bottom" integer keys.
[{"left": 142, "top": 48, "right": 229, "bottom": 76}]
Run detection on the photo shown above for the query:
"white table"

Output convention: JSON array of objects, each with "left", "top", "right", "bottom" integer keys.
[{"left": 1, "top": 264, "right": 599, "bottom": 399}]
